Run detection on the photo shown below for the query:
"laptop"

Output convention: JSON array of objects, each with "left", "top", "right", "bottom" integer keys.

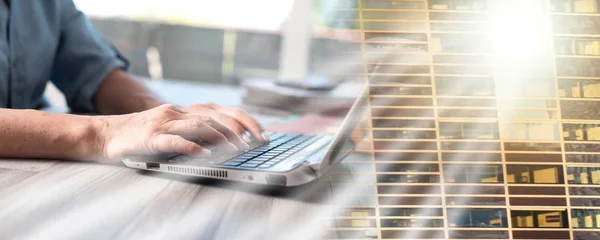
[{"left": 122, "top": 90, "right": 366, "bottom": 187}]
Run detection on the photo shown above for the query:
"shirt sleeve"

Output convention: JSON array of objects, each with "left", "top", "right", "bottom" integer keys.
[{"left": 50, "top": 0, "right": 129, "bottom": 113}]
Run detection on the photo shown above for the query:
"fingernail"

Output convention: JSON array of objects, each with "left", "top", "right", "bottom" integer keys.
[
  {"left": 261, "top": 132, "right": 270, "bottom": 141},
  {"left": 242, "top": 135, "right": 252, "bottom": 143},
  {"left": 198, "top": 149, "right": 212, "bottom": 156}
]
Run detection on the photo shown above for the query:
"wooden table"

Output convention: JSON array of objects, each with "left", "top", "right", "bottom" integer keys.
[{"left": 0, "top": 81, "right": 355, "bottom": 239}]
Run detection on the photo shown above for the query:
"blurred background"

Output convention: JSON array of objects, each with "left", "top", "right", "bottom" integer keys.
[{"left": 73, "top": 0, "right": 359, "bottom": 84}]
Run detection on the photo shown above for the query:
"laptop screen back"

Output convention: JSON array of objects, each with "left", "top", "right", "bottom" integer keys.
[{"left": 319, "top": 89, "right": 368, "bottom": 173}]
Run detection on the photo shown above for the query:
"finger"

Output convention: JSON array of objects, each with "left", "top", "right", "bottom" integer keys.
[
  {"left": 216, "top": 113, "right": 246, "bottom": 136},
  {"left": 190, "top": 106, "right": 246, "bottom": 136},
  {"left": 151, "top": 134, "right": 211, "bottom": 157},
  {"left": 207, "top": 103, "right": 268, "bottom": 141},
  {"left": 166, "top": 119, "right": 238, "bottom": 151},
  {"left": 198, "top": 116, "right": 249, "bottom": 150},
  {"left": 157, "top": 103, "right": 185, "bottom": 113}
]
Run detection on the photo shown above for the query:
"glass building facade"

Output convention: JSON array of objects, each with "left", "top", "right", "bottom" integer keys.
[{"left": 327, "top": 0, "right": 600, "bottom": 239}]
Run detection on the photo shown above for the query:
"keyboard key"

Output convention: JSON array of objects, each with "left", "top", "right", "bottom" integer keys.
[
  {"left": 239, "top": 153, "right": 257, "bottom": 158},
  {"left": 253, "top": 156, "right": 272, "bottom": 162},
  {"left": 222, "top": 161, "right": 242, "bottom": 166},
  {"left": 266, "top": 161, "right": 279, "bottom": 166},
  {"left": 245, "top": 160, "right": 264, "bottom": 165},
  {"left": 240, "top": 163, "right": 259, "bottom": 168}
]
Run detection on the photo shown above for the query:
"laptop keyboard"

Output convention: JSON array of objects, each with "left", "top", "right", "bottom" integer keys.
[{"left": 219, "top": 133, "right": 322, "bottom": 169}]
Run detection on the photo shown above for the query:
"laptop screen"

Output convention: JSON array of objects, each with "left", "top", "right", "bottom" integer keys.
[{"left": 319, "top": 89, "right": 368, "bottom": 173}]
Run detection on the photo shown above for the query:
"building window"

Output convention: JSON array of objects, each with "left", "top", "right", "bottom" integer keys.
[
  {"left": 335, "top": 218, "right": 376, "bottom": 228},
  {"left": 372, "top": 119, "right": 435, "bottom": 129},
  {"left": 439, "top": 121, "right": 499, "bottom": 140},
  {"left": 567, "top": 153, "right": 600, "bottom": 163},
  {"left": 572, "top": 209, "right": 600, "bottom": 228},
  {"left": 503, "top": 122, "right": 560, "bottom": 141},
  {"left": 551, "top": 0, "right": 600, "bottom": 13},
  {"left": 428, "top": 0, "right": 488, "bottom": 11},
  {"left": 430, "top": 34, "right": 490, "bottom": 53},
  {"left": 379, "top": 208, "right": 443, "bottom": 217},
  {"left": 569, "top": 186, "right": 600, "bottom": 195},
  {"left": 446, "top": 197, "right": 506, "bottom": 206},
  {"left": 447, "top": 208, "right": 507, "bottom": 228},
  {"left": 376, "top": 163, "right": 440, "bottom": 173},
  {"left": 380, "top": 219, "right": 444, "bottom": 228},
  {"left": 511, "top": 210, "right": 569, "bottom": 228},
  {"left": 377, "top": 174, "right": 440, "bottom": 183},
  {"left": 362, "top": 0, "right": 425, "bottom": 10},
  {"left": 369, "top": 86, "right": 433, "bottom": 96},
  {"left": 340, "top": 208, "right": 376, "bottom": 217},
  {"left": 438, "top": 97, "right": 497, "bottom": 107},
  {"left": 369, "top": 75, "right": 431, "bottom": 85},
  {"left": 445, "top": 185, "right": 505, "bottom": 195},
  {"left": 498, "top": 99, "right": 557, "bottom": 109},
  {"left": 507, "top": 165, "right": 564, "bottom": 184},
  {"left": 561, "top": 100, "right": 600, "bottom": 120},
  {"left": 568, "top": 167, "right": 600, "bottom": 184},
  {"left": 557, "top": 58, "right": 600, "bottom": 77},
  {"left": 563, "top": 123, "right": 600, "bottom": 141},
  {"left": 449, "top": 230, "right": 509, "bottom": 239},
  {"left": 504, "top": 142, "right": 562, "bottom": 152},
  {"left": 443, "top": 164, "right": 503, "bottom": 183},
  {"left": 435, "top": 77, "right": 495, "bottom": 96},
  {"left": 372, "top": 129, "right": 437, "bottom": 139},
  {"left": 496, "top": 79, "right": 556, "bottom": 98},
  {"left": 499, "top": 110, "right": 558, "bottom": 120},
  {"left": 555, "top": 38, "right": 600, "bottom": 56},
  {"left": 442, "top": 141, "right": 501, "bottom": 151},
  {"left": 559, "top": 79, "right": 600, "bottom": 97},
  {"left": 349, "top": 220, "right": 372, "bottom": 227}
]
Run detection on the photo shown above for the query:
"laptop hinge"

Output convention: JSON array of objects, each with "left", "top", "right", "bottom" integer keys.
[{"left": 303, "top": 147, "right": 329, "bottom": 173}]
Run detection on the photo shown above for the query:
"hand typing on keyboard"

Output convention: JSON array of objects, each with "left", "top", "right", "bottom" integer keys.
[
  {"left": 185, "top": 103, "right": 270, "bottom": 143},
  {"left": 100, "top": 104, "right": 252, "bottom": 161}
]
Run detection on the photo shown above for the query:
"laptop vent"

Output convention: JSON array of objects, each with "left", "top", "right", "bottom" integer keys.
[{"left": 167, "top": 166, "right": 228, "bottom": 179}]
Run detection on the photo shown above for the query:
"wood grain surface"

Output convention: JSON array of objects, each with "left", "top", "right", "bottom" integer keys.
[
  {"left": 0, "top": 159, "right": 340, "bottom": 239},
  {"left": 0, "top": 82, "right": 368, "bottom": 239}
]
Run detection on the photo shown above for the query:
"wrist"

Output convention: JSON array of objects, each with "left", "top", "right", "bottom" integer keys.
[{"left": 73, "top": 116, "right": 110, "bottom": 161}]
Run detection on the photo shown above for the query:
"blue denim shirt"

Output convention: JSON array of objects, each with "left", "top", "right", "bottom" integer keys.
[{"left": 0, "top": 0, "right": 127, "bottom": 112}]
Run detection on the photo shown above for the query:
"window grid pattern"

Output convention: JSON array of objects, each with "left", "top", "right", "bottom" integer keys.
[{"left": 328, "top": 0, "right": 600, "bottom": 239}]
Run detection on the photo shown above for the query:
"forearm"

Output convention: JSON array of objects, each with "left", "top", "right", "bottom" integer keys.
[
  {"left": 0, "top": 109, "right": 103, "bottom": 161},
  {"left": 94, "top": 69, "right": 167, "bottom": 115}
]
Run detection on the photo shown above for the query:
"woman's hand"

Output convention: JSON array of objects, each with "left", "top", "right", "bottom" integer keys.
[
  {"left": 97, "top": 104, "right": 250, "bottom": 160},
  {"left": 185, "top": 103, "right": 269, "bottom": 143}
]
